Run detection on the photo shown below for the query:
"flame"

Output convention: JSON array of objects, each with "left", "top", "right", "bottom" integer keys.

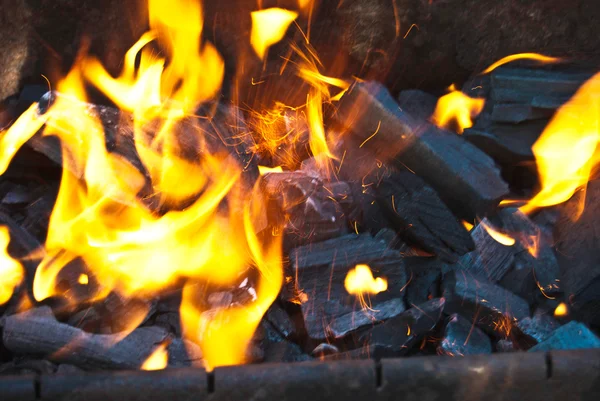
[
  {"left": 345, "top": 264, "right": 388, "bottom": 296},
  {"left": 141, "top": 343, "right": 169, "bottom": 371},
  {"left": 462, "top": 220, "right": 474, "bottom": 231},
  {"left": 554, "top": 302, "right": 568, "bottom": 317},
  {"left": 0, "top": 226, "right": 24, "bottom": 305},
  {"left": 258, "top": 165, "right": 284, "bottom": 175},
  {"left": 78, "top": 274, "right": 89, "bottom": 285},
  {"left": 479, "top": 220, "right": 516, "bottom": 246},
  {"left": 250, "top": 8, "right": 299, "bottom": 60},
  {"left": 520, "top": 72, "right": 600, "bottom": 215},
  {"left": 432, "top": 86, "right": 485, "bottom": 134},
  {"left": 481, "top": 53, "right": 561, "bottom": 74}
]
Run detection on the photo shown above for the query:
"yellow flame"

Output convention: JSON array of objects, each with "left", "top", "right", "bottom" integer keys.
[
  {"left": 432, "top": 88, "right": 485, "bottom": 134},
  {"left": 554, "top": 302, "right": 568, "bottom": 317},
  {"left": 520, "top": 72, "right": 600, "bottom": 215},
  {"left": 479, "top": 220, "right": 516, "bottom": 246},
  {"left": 78, "top": 274, "right": 89, "bottom": 285},
  {"left": 345, "top": 264, "right": 388, "bottom": 295},
  {"left": 250, "top": 8, "right": 299, "bottom": 60},
  {"left": 141, "top": 343, "right": 169, "bottom": 371},
  {"left": 462, "top": 221, "right": 474, "bottom": 231},
  {"left": 258, "top": 165, "right": 284, "bottom": 175},
  {"left": 481, "top": 53, "right": 561, "bottom": 74},
  {"left": 0, "top": 226, "right": 24, "bottom": 305}
]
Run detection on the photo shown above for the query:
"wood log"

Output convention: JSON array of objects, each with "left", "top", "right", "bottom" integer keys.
[
  {"left": 1, "top": 307, "right": 198, "bottom": 370},
  {"left": 335, "top": 81, "right": 509, "bottom": 220},
  {"left": 376, "top": 171, "right": 474, "bottom": 263}
]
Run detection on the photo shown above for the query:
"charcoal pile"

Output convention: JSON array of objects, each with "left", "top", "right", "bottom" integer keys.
[{"left": 2, "top": 61, "right": 600, "bottom": 378}]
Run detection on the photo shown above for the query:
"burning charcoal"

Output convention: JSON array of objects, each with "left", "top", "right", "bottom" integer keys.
[
  {"left": 397, "top": 90, "right": 438, "bottom": 122},
  {"left": 266, "top": 302, "right": 297, "bottom": 339},
  {"left": 442, "top": 271, "right": 530, "bottom": 337},
  {"left": 490, "top": 67, "right": 595, "bottom": 108},
  {"left": 516, "top": 314, "right": 560, "bottom": 345},
  {"left": 463, "top": 120, "right": 546, "bottom": 165},
  {"left": 438, "top": 314, "right": 492, "bottom": 356},
  {"left": 262, "top": 171, "right": 347, "bottom": 246},
  {"left": 554, "top": 180, "right": 600, "bottom": 327},
  {"left": 360, "top": 298, "right": 445, "bottom": 357},
  {"left": 1, "top": 306, "right": 173, "bottom": 370},
  {"left": 374, "top": 228, "right": 410, "bottom": 252},
  {"left": 327, "top": 298, "right": 406, "bottom": 339},
  {"left": 376, "top": 171, "right": 474, "bottom": 263},
  {"left": 529, "top": 321, "right": 600, "bottom": 352},
  {"left": 405, "top": 258, "right": 443, "bottom": 306},
  {"left": 287, "top": 235, "right": 407, "bottom": 340},
  {"left": 154, "top": 312, "right": 182, "bottom": 336},
  {"left": 264, "top": 340, "right": 312, "bottom": 363},
  {"left": 336, "top": 82, "right": 509, "bottom": 220},
  {"left": 66, "top": 307, "right": 102, "bottom": 332},
  {"left": 311, "top": 343, "right": 339, "bottom": 357}
]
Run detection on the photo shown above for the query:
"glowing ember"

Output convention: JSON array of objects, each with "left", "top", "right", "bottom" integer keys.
[
  {"left": 141, "top": 343, "right": 169, "bottom": 371},
  {"left": 481, "top": 53, "right": 561, "bottom": 74},
  {"left": 432, "top": 85, "right": 485, "bottom": 134},
  {"left": 521, "top": 72, "right": 600, "bottom": 216},
  {"left": 345, "top": 264, "right": 388, "bottom": 296},
  {"left": 250, "top": 8, "right": 299, "bottom": 60},
  {"left": 77, "top": 274, "right": 89, "bottom": 285},
  {"left": 0, "top": 226, "right": 24, "bottom": 305},
  {"left": 554, "top": 302, "right": 568, "bottom": 317},
  {"left": 479, "top": 220, "right": 516, "bottom": 246}
]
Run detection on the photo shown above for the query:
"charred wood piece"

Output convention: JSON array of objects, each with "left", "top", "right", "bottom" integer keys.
[
  {"left": 404, "top": 258, "right": 443, "bottom": 306},
  {"left": 442, "top": 271, "right": 530, "bottom": 337},
  {"left": 376, "top": 171, "right": 474, "bottom": 263},
  {"left": 359, "top": 298, "right": 445, "bottom": 357},
  {"left": 529, "top": 321, "right": 600, "bottom": 352},
  {"left": 438, "top": 314, "right": 492, "bottom": 356},
  {"left": 397, "top": 90, "right": 438, "bottom": 122},
  {"left": 0, "top": 307, "right": 193, "bottom": 370},
  {"left": 327, "top": 298, "right": 406, "bottom": 339},
  {"left": 516, "top": 314, "right": 560, "bottom": 346}
]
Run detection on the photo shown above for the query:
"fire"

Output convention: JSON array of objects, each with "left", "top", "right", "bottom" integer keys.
[
  {"left": 481, "top": 53, "right": 561, "bottom": 74},
  {"left": 521, "top": 72, "right": 600, "bottom": 215},
  {"left": 0, "top": 0, "right": 289, "bottom": 370},
  {"left": 432, "top": 85, "right": 485, "bottom": 134},
  {"left": 479, "top": 220, "right": 516, "bottom": 246},
  {"left": 554, "top": 302, "right": 568, "bottom": 317},
  {"left": 0, "top": 226, "right": 24, "bottom": 305},
  {"left": 345, "top": 264, "right": 388, "bottom": 296},
  {"left": 141, "top": 343, "right": 169, "bottom": 371},
  {"left": 258, "top": 165, "right": 284, "bottom": 175},
  {"left": 462, "top": 221, "right": 474, "bottom": 231},
  {"left": 250, "top": 8, "right": 299, "bottom": 60}
]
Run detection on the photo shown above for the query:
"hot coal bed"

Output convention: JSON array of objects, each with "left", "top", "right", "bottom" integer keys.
[{"left": 1, "top": 1, "right": 600, "bottom": 400}]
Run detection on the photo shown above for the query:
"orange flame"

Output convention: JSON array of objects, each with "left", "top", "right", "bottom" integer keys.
[
  {"left": 0, "top": 226, "right": 24, "bottom": 305},
  {"left": 345, "top": 264, "right": 388, "bottom": 296},
  {"left": 432, "top": 86, "right": 485, "bottom": 134},
  {"left": 520, "top": 72, "right": 600, "bottom": 216},
  {"left": 481, "top": 53, "right": 561, "bottom": 75},
  {"left": 141, "top": 343, "right": 169, "bottom": 371},
  {"left": 554, "top": 302, "right": 568, "bottom": 317},
  {"left": 479, "top": 220, "right": 516, "bottom": 246},
  {"left": 250, "top": 8, "right": 299, "bottom": 60}
]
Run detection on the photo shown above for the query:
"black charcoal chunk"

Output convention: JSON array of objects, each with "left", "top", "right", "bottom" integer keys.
[
  {"left": 490, "top": 103, "right": 553, "bottom": 123},
  {"left": 327, "top": 298, "right": 406, "bottom": 339},
  {"left": 311, "top": 343, "right": 339, "bottom": 357},
  {"left": 397, "top": 89, "right": 438, "bottom": 122},
  {"left": 264, "top": 341, "right": 312, "bottom": 363},
  {"left": 266, "top": 302, "right": 297, "bottom": 339},
  {"left": 516, "top": 314, "right": 560, "bottom": 344},
  {"left": 438, "top": 314, "right": 492, "bottom": 356},
  {"left": 404, "top": 257, "right": 443, "bottom": 306},
  {"left": 529, "top": 321, "right": 600, "bottom": 352},
  {"left": 495, "top": 339, "right": 516, "bottom": 353},
  {"left": 442, "top": 271, "right": 529, "bottom": 336},
  {"left": 376, "top": 171, "right": 474, "bottom": 263},
  {"left": 360, "top": 298, "right": 445, "bottom": 356}
]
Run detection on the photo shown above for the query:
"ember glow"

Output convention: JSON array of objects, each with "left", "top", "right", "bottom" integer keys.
[
  {"left": 481, "top": 53, "right": 561, "bottom": 74},
  {"left": 432, "top": 85, "right": 485, "bottom": 134},
  {"left": 521, "top": 72, "right": 600, "bottom": 215},
  {"left": 0, "top": 226, "right": 24, "bottom": 305}
]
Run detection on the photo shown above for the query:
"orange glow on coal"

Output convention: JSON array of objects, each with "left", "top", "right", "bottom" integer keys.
[
  {"left": 250, "top": 8, "right": 298, "bottom": 60},
  {"left": 432, "top": 86, "right": 484, "bottom": 134},
  {"left": 0, "top": 226, "right": 24, "bottom": 305},
  {"left": 521, "top": 72, "right": 600, "bottom": 216},
  {"left": 554, "top": 302, "right": 568, "bottom": 317},
  {"left": 480, "top": 220, "right": 516, "bottom": 246},
  {"left": 481, "top": 53, "right": 561, "bottom": 74},
  {"left": 141, "top": 343, "right": 169, "bottom": 371}
]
